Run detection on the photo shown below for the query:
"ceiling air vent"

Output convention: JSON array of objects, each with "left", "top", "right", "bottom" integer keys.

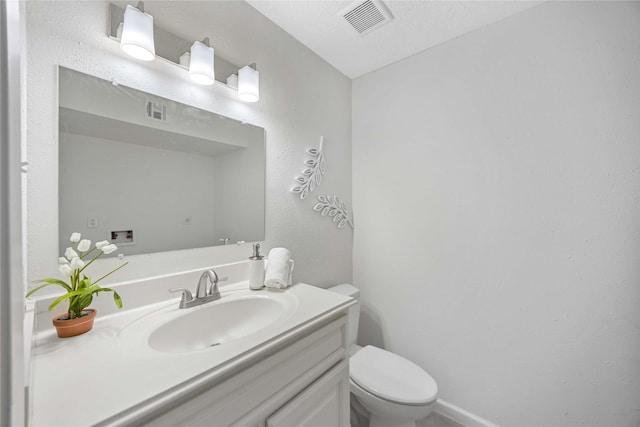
[
  {"left": 146, "top": 101, "right": 167, "bottom": 121},
  {"left": 340, "top": 0, "right": 393, "bottom": 36}
]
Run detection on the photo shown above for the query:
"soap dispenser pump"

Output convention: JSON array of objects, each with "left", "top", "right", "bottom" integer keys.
[{"left": 249, "top": 243, "right": 265, "bottom": 290}]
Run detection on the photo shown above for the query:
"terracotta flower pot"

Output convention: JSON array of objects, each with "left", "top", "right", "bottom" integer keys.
[{"left": 52, "top": 308, "right": 97, "bottom": 338}]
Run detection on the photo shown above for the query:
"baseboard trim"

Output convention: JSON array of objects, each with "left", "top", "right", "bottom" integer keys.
[{"left": 434, "top": 399, "right": 499, "bottom": 427}]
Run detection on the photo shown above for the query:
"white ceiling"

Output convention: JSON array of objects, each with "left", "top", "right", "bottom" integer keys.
[{"left": 246, "top": 0, "right": 542, "bottom": 79}]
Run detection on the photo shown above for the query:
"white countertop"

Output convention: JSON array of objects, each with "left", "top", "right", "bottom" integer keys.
[{"left": 29, "top": 281, "right": 353, "bottom": 427}]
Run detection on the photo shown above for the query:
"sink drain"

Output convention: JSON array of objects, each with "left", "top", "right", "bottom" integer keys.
[{"left": 209, "top": 342, "right": 221, "bottom": 347}]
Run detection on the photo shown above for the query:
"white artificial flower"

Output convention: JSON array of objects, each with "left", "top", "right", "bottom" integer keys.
[
  {"left": 69, "top": 232, "right": 81, "bottom": 243},
  {"left": 95, "top": 240, "right": 109, "bottom": 249},
  {"left": 58, "top": 257, "right": 69, "bottom": 264},
  {"left": 101, "top": 244, "right": 118, "bottom": 254},
  {"left": 77, "top": 239, "right": 91, "bottom": 252},
  {"left": 59, "top": 264, "right": 73, "bottom": 277},
  {"left": 64, "top": 247, "right": 78, "bottom": 260},
  {"left": 70, "top": 257, "right": 85, "bottom": 270}
]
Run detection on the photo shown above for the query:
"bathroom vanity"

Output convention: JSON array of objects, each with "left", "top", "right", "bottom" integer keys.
[{"left": 28, "top": 266, "right": 354, "bottom": 427}]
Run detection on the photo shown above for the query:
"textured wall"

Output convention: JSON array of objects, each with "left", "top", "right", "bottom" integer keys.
[
  {"left": 25, "top": 1, "right": 352, "bottom": 288},
  {"left": 353, "top": 2, "right": 640, "bottom": 426}
]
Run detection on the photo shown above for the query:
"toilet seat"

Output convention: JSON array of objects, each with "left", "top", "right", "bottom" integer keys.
[{"left": 350, "top": 345, "right": 437, "bottom": 406}]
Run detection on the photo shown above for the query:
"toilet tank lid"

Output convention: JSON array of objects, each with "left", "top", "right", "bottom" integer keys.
[{"left": 327, "top": 283, "right": 359, "bottom": 298}]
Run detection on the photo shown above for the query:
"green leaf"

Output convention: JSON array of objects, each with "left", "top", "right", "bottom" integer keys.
[
  {"left": 91, "top": 287, "right": 122, "bottom": 306},
  {"left": 112, "top": 290, "right": 123, "bottom": 309},
  {"left": 43, "top": 277, "right": 124, "bottom": 312},
  {"left": 84, "top": 284, "right": 101, "bottom": 295},
  {"left": 48, "top": 290, "right": 84, "bottom": 310},
  {"left": 77, "top": 277, "right": 91, "bottom": 290},
  {"left": 70, "top": 293, "right": 93, "bottom": 314},
  {"left": 26, "top": 283, "right": 57, "bottom": 298},
  {"left": 26, "top": 279, "right": 72, "bottom": 298}
]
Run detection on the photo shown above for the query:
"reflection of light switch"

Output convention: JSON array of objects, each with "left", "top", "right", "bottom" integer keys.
[
  {"left": 87, "top": 216, "right": 99, "bottom": 228},
  {"left": 183, "top": 217, "right": 192, "bottom": 225}
]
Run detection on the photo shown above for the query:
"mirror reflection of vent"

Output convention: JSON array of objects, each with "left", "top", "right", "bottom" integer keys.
[
  {"left": 146, "top": 101, "right": 167, "bottom": 121},
  {"left": 340, "top": 0, "right": 393, "bottom": 36}
]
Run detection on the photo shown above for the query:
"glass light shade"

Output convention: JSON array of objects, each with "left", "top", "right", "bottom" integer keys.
[
  {"left": 238, "top": 66, "right": 259, "bottom": 102},
  {"left": 189, "top": 41, "right": 215, "bottom": 86},
  {"left": 120, "top": 5, "right": 155, "bottom": 61}
]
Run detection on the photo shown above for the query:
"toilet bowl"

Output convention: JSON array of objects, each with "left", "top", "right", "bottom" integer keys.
[
  {"left": 328, "top": 284, "right": 438, "bottom": 427},
  {"left": 350, "top": 345, "right": 437, "bottom": 427}
]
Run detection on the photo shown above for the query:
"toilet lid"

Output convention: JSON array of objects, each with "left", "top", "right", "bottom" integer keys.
[{"left": 350, "top": 345, "right": 437, "bottom": 405}]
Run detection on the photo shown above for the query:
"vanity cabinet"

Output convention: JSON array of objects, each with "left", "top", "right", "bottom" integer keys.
[{"left": 128, "top": 315, "right": 349, "bottom": 427}]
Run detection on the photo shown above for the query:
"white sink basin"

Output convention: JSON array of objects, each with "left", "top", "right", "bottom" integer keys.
[
  {"left": 118, "top": 289, "right": 298, "bottom": 354},
  {"left": 150, "top": 296, "right": 286, "bottom": 352}
]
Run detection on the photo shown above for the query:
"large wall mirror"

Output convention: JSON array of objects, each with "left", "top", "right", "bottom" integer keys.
[{"left": 58, "top": 67, "right": 265, "bottom": 256}]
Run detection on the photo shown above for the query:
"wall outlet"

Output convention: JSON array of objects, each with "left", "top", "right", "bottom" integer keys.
[{"left": 87, "top": 216, "right": 99, "bottom": 228}]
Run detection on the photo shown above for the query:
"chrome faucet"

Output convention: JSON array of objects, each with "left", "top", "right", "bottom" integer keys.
[
  {"left": 196, "top": 269, "right": 216, "bottom": 298},
  {"left": 169, "top": 269, "right": 228, "bottom": 309}
]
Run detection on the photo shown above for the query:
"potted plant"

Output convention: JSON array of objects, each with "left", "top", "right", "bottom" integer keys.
[{"left": 26, "top": 232, "right": 128, "bottom": 338}]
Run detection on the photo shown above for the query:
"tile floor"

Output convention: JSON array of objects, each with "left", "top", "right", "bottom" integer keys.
[
  {"left": 351, "top": 405, "right": 465, "bottom": 427},
  {"left": 420, "top": 411, "right": 466, "bottom": 427}
]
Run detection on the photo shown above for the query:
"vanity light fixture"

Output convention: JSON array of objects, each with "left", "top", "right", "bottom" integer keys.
[
  {"left": 109, "top": 4, "right": 262, "bottom": 100},
  {"left": 120, "top": 2, "right": 155, "bottom": 61},
  {"left": 238, "top": 64, "right": 260, "bottom": 102},
  {"left": 189, "top": 38, "right": 215, "bottom": 86}
]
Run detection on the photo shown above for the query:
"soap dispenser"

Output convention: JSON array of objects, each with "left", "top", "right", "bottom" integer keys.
[{"left": 249, "top": 243, "right": 265, "bottom": 290}]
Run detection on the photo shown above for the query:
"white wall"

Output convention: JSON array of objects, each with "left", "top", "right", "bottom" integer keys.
[
  {"left": 59, "top": 133, "right": 216, "bottom": 255},
  {"left": 25, "top": 1, "right": 352, "bottom": 288},
  {"left": 212, "top": 145, "right": 265, "bottom": 245},
  {"left": 353, "top": 2, "right": 640, "bottom": 426}
]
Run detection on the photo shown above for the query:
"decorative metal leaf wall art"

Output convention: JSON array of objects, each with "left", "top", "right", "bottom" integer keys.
[
  {"left": 291, "top": 136, "right": 325, "bottom": 199},
  {"left": 313, "top": 195, "right": 354, "bottom": 229},
  {"left": 289, "top": 136, "right": 354, "bottom": 230}
]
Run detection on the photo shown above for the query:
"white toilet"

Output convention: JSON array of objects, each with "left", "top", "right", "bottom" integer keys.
[{"left": 328, "top": 284, "right": 438, "bottom": 427}]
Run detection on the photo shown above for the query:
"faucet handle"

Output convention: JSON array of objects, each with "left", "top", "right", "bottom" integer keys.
[
  {"left": 208, "top": 272, "right": 229, "bottom": 296},
  {"left": 169, "top": 288, "right": 193, "bottom": 308}
]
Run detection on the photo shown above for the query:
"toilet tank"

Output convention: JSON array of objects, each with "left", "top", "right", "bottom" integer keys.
[{"left": 327, "top": 284, "right": 360, "bottom": 350}]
